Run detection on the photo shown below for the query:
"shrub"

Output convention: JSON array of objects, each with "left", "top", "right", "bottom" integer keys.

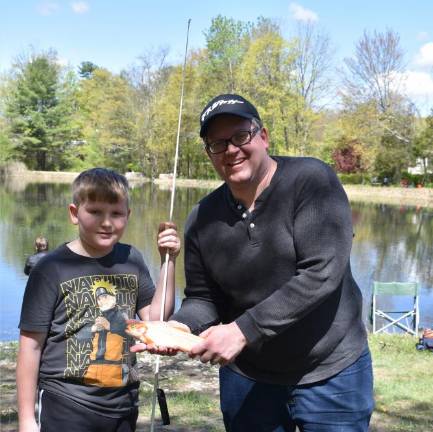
[
  {"left": 337, "top": 173, "right": 371, "bottom": 184},
  {"left": 401, "top": 172, "right": 433, "bottom": 187}
]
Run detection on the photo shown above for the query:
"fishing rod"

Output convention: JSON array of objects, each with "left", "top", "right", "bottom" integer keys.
[{"left": 150, "top": 18, "right": 191, "bottom": 432}]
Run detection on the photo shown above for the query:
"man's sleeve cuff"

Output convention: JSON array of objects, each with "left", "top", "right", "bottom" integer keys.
[{"left": 235, "top": 312, "right": 263, "bottom": 346}]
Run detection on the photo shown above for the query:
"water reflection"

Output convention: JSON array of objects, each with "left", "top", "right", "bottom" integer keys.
[
  {"left": 1, "top": 183, "right": 432, "bottom": 341},
  {"left": 349, "top": 201, "right": 433, "bottom": 331}
]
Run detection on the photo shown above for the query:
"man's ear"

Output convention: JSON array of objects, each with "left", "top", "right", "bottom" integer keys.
[
  {"left": 68, "top": 203, "right": 79, "bottom": 225},
  {"left": 259, "top": 127, "right": 270, "bottom": 150},
  {"left": 204, "top": 145, "right": 212, "bottom": 159}
]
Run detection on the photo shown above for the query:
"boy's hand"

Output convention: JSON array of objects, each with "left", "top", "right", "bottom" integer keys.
[
  {"left": 130, "top": 342, "right": 179, "bottom": 356},
  {"left": 157, "top": 222, "right": 180, "bottom": 260},
  {"left": 19, "top": 417, "right": 39, "bottom": 432}
]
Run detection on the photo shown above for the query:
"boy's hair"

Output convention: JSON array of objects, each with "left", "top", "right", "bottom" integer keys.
[
  {"left": 35, "top": 236, "right": 49, "bottom": 252},
  {"left": 72, "top": 168, "right": 130, "bottom": 206}
]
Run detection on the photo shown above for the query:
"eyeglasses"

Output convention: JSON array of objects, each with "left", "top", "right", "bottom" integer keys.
[{"left": 205, "top": 127, "right": 261, "bottom": 154}]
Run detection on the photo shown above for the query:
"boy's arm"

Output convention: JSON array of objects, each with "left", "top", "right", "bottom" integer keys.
[
  {"left": 138, "top": 222, "right": 180, "bottom": 321},
  {"left": 17, "top": 330, "right": 46, "bottom": 432},
  {"left": 141, "top": 256, "right": 177, "bottom": 321}
]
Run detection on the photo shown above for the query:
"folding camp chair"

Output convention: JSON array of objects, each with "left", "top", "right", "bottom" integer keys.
[{"left": 372, "top": 281, "right": 419, "bottom": 336}]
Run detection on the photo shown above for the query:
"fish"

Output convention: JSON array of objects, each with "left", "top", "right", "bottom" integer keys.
[{"left": 126, "top": 320, "right": 203, "bottom": 353}]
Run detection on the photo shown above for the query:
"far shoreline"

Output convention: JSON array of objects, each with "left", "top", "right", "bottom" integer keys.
[{"left": 1, "top": 169, "right": 432, "bottom": 209}]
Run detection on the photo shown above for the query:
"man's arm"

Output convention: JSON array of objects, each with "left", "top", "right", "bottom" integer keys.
[{"left": 16, "top": 330, "right": 46, "bottom": 432}]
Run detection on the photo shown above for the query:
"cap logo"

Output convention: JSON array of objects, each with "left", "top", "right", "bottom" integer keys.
[{"left": 201, "top": 99, "right": 244, "bottom": 122}]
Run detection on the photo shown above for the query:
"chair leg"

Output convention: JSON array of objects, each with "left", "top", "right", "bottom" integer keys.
[{"left": 375, "top": 311, "right": 416, "bottom": 335}]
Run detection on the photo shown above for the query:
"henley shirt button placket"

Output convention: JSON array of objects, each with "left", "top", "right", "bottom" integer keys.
[
  {"left": 247, "top": 220, "right": 259, "bottom": 244},
  {"left": 242, "top": 212, "right": 247, "bottom": 219}
]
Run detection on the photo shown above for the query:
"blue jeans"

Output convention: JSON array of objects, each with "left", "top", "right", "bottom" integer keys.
[{"left": 220, "top": 348, "right": 374, "bottom": 432}]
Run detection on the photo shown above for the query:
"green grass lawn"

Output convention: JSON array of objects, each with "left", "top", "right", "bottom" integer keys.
[
  {"left": 1, "top": 334, "right": 433, "bottom": 431},
  {"left": 369, "top": 334, "right": 433, "bottom": 432}
]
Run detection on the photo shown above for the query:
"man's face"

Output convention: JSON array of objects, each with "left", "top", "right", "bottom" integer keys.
[
  {"left": 97, "top": 293, "right": 116, "bottom": 311},
  {"left": 205, "top": 115, "right": 270, "bottom": 188}
]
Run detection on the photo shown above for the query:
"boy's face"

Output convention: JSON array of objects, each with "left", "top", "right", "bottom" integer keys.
[{"left": 69, "top": 198, "right": 130, "bottom": 257}]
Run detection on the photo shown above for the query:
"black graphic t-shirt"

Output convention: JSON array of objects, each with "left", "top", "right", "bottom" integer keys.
[{"left": 19, "top": 243, "right": 155, "bottom": 417}]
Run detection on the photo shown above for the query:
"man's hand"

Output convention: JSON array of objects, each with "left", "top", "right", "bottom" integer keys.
[{"left": 189, "top": 322, "right": 247, "bottom": 366}]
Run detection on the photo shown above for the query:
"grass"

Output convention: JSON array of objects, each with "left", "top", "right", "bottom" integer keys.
[
  {"left": 1, "top": 335, "right": 432, "bottom": 431},
  {"left": 369, "top": 334, "right": 433, "bottom": 432},
  {"left": 0, "top": 342, "right": 18, "bottom": 362},
  {"left": 137, "top": 388, "right": 223, "bottom": 431}
]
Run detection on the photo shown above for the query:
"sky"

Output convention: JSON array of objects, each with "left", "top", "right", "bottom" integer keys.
[{"left": 1, "top": 1, "right": 433, "bottom": 113}]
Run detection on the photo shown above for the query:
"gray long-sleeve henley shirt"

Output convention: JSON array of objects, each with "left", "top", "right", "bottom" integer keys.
[{"left": 171, "top": 156, "right": 367, "bottom": 385}]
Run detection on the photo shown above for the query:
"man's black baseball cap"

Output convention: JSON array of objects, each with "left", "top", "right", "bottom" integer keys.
[{"left": 199, "top": 94, "right": 261, "bottom": 137}]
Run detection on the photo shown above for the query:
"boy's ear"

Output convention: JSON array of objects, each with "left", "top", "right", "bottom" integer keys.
[{"left": 68, "top": 203, "right": 79, "bottom": 225}]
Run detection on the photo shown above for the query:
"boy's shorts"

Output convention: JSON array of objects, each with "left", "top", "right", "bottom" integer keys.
[{"left": 38, "top": 389, "right": 139, "bottom": 432}]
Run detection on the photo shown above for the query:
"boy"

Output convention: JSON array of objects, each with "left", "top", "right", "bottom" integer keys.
[
  {"left": 17, "top": 168, "right": 180, "bottom": 432},
  {"left": 24, "top": 236, "right": 49, "bottom": 275}
]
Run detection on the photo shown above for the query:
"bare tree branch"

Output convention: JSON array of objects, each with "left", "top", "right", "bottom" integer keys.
[
  {"left": 341, "top": 29, "right": 405, "bottom": 112},
  {"left": 293, "top": 23, "right": 334, "bottom": 108}
]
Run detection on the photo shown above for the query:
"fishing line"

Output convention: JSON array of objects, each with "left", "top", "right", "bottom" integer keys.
[{"left": 150, "top": 18, "right": 191, "bottom": 432}]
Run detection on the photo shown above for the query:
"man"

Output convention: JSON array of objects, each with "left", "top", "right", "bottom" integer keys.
[{"left": 170, "top": 94, "right": 374, "bottom": 431}]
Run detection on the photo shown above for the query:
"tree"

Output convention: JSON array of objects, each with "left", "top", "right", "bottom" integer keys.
[
  {"left": 202, "top": 15, "right": 250, "bottom": 94},
  {"left": 342, "top": 29, "right": 405, "bottom": 112},
  {"left": 74, "top": 68, "right": 137, "bottom": 170},
  {"left": 293, "top": 23, "right": 333, "bottom": 108},
  {"left": 0, "top": 127, "right": 13, "bottom": 164},
  {"left": 147, "top": 52, "right": 209, "bottom": 179},
  {"left": 0, "top": 76, "right": 14, "bottom": 164},
  {"left": 413, "top": 110, "right": 433, "bottom": 178},
  {"left": 332, "top": 138, "right": 362, "bottom": 173},
  {"left": 237, "top": 25, "right": 299, "bottom": 155},
  {"left": 290, "top": 24, "right": 334, "bottom": 155},
  {"left": 78, "top": 61, "right": 99, "bottom": 79},
  {"left": 122, "top": 47, "right": 171, "bottom": 175},
  {"left": 341, "top": 29, "right": 416, "bottom": 180},
  {"left": 5, "top": 50, "right": 78, "bottom": 170}
]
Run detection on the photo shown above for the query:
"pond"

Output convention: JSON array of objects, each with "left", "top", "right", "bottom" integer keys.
[{"left": 1, "top": 181, "right": 432, "bottom": 341}]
